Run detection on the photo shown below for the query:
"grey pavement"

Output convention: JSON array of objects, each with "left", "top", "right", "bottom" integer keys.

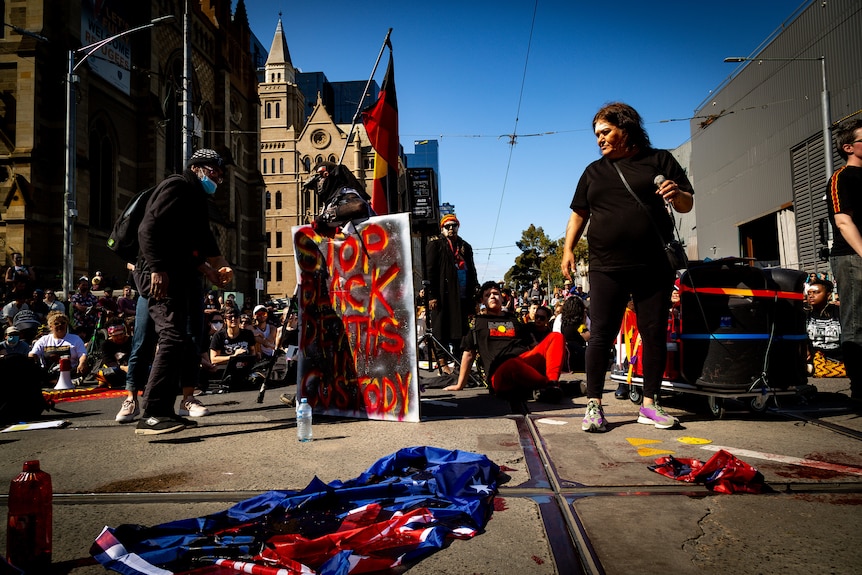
[{"left": 1, "top": 371, "right": 861, "bottom": 575}]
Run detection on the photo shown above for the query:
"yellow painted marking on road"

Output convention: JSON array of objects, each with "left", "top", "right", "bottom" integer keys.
[
  {"left": 626, "top": 437, "right": 662, "bottom": 446},
  {"left": 677, "top": 436, "right": 712, "bottom": 445},
  {"left": 637, "top": 447, "right": 675, "bottom": 457}
]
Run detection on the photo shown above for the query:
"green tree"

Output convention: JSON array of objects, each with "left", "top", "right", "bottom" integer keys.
[
  {"left": 504, "top": 225, "right": 556, "bottom": 294},
  {"left": 540, "top": 237, "right": 589, "bottom": 293}
]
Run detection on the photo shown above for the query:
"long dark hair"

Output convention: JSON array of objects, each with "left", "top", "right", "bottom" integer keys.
[
  {"left": 593, "top": 102, "right": 651, "bottom": 152},
  {"left": 560, "top": 296, "right": 587, "bottom": 328}
]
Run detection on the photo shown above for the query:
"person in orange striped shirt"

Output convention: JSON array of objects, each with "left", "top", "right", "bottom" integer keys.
[{"left": 826, "top": 118, "right": 862, "bottom": 403}]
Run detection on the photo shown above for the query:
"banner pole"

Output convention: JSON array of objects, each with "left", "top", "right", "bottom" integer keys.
[{"left": 339, "top": 28, "right": 392, "bottom": 165}]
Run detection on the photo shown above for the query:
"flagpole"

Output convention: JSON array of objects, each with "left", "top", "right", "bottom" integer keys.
[{"left": 339, "top": 28, "right": 392, "bottom": 165}]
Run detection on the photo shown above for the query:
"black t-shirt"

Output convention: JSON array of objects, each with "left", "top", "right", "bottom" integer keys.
[
  {"left": 571, "top": 148, "right": 693, "bottom": 272},
  {"left": 461, "top": 313, "right": 535, "bottom": 378},
  {"left": 210, "top": 328, "right": 256, "bottom": 356},
  {"left": 826, "top": 164, "right": 862, "bottom": 257},
  {"left": 100, "top": 338, "right": 132, "bottom": 366}
]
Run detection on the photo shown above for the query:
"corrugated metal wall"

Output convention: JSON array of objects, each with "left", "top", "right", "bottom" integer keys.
[{"left": 690, "top": 0, "right": 862, "bottom": 270}]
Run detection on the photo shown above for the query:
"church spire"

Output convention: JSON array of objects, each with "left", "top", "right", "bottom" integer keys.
[{"left": 265, "top": 16, "right": 295, "bottom": 84}]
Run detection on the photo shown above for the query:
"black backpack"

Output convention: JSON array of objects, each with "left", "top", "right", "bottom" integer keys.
[{"left": 107, "top": 185, "right": 157, "bottom": 263}]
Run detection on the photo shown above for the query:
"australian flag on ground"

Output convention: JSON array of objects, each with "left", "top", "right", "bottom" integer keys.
[{"left": 91, "top": 446, "right": 500, "bottom": 575}]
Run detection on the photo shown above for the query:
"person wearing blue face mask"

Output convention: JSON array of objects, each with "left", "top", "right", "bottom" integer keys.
[
  {"left": 134, "top": 148, "right": 235, "bottom": 435},
  {"left": 0, "top": 326, "right": 29, "bottom": 357}
]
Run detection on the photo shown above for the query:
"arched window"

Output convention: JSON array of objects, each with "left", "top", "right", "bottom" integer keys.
[
  {"left": 265, "top": 102, "right": 271, "bottom": 119},
  {"left": 275, "top": 102, "right": 280, "bottom": 118},
  {"left": 262, "top": 158, "right": 267, "bottom": 174},
  {"left": 265, "top": 191, "right": 271, "bottom": 210},
  {"left": 279, "top": 158, "right": 284, "bottom": 173},
  {"left": 275, "top": 191, "right": 282, "bottom": 210},
  {"left": 302, "top": 156, "right": 311, "bottom": 172},
  {"left": 271, "top": 158, "right": 275, "bottom": 173}
]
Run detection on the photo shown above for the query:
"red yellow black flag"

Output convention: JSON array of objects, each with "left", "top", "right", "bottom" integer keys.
[{"left": 361, "top": 49, "right": 399, "bottom": 215}]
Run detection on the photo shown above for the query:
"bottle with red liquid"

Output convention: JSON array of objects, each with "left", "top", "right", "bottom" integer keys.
[{"left": 6, "top": 460, "right": 52, "bottom": 573}]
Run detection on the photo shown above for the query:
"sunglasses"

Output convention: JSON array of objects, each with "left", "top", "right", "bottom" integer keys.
[
  {"left": 443, "top": 224, "right": 459, "bottom": 230},
  {"left": 201, "top": 165, "right": 224, "bottom": 184}
]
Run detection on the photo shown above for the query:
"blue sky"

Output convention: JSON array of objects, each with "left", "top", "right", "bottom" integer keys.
[{"left": 244, "top": 0, "right": 807, "bottom": 282}]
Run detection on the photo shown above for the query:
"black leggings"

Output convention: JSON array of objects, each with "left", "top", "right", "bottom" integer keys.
[{"left": 585, "top": 268, "right": 673, "bottom": 400}]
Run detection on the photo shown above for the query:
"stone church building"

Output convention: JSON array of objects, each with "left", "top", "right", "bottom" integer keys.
[
  {"left": 260, "top": 19, "right": 388, "bottom": 298},
  {"left": 0, "top": 0, "right": 265, "bottom": 298}
]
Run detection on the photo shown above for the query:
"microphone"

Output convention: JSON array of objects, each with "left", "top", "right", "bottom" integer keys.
[{"left": 654, "top": 175, "right": 673, "bottom": 210}]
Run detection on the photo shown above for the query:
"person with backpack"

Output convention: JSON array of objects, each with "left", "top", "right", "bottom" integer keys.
[{"left": 133, "top": 148, "right": 234, "bottom": 435}]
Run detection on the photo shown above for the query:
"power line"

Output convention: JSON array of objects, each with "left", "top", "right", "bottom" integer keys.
[{"left": 480, "top": 0, "right": 540, "bottom": 282}]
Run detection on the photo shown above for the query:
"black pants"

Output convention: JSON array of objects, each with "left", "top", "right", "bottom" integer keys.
[
  {"left": 141, "top": 277, "right": 204, "bottom": 417},
  {"left": 585, "top": 268, "right": 674, "bottom": 400}
]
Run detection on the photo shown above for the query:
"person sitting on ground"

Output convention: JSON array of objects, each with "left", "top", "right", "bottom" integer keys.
[
  {"left": 29, "top": 310, "right": 88, "bottom": 376},
  {"left": 558, "top": 296, "right": 590, "bottom": 373},
  {"left": 197, "top": 312, "right": 223, "bottom": 392},
  {"left": 2, "top": 290, "right": 29, "bottom": 328},
  {"left": 444, "top": 281, "right": 565, "bottom": 403},
  {"left": 203, "top": 291, "right": 220, "bottom": 317},
  {"left": 29, "top": 289, "right": 49, "bottom": 323},
  {"left": 70, "top": 277, "right": 98, "bottom": 339},
  {"left": 11, "top": 305, "right": 41, "bottom": 345},
  {"left": 806, "top": 277, "right": 845, "bottom": 377},
  {"left": 116, "top": 285, "right": 137, "bottom": 318},
  {"left": 525, "top": 305, "right": 553, "bottom": 343},
  {"left": 96, "top": 321, "right": 132, "bottom": 387},
  {"left": 252, "top": 305, "right": 277, "bottom": 358},
  {"left": 98, "top": 286, "right": 119, "bottom": 317},
  {"left": 43, "top": 289, "right": 66, "bottom": 314},
  {"left": 0, "top": 326, "right": 30, "bottom": 357},
  {"left": 210, "top": 309, "right": 259, "bottom": 366}
]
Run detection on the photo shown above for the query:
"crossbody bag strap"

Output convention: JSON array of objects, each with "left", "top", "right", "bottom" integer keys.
[{"left": 612, "top": 161, "right": 670, "bottom": 245}]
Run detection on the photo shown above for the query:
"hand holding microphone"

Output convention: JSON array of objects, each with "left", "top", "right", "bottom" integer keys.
[{"left": 655, "top": 174, "right": 692, "bottom": 213}]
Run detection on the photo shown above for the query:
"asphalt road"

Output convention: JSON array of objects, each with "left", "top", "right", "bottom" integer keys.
[{"left": 1, "top": 371, "right": 860, "bottom": 575}]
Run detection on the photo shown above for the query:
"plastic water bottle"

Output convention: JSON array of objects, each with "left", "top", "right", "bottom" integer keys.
[
  {"left": 296, "top": 398, "right": 313, "bottom": 442},
  {"left": 7, "top": 460, "right": 53, "bottom": 572}
]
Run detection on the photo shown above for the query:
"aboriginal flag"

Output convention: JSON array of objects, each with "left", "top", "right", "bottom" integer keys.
[
  {"left": 361, "top": 48, "right": 399, "bottom": 215},
  {"left": 91, "top": 447, "right": 499, "bottom": 575}
]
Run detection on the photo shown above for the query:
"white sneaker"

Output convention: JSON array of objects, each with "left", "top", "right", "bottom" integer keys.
[
  {"left": 115, "top": 398, "right": 140, "bottom": 423},
  {"left": 178, "top": 397, "right": 210, "bottom": 417}
]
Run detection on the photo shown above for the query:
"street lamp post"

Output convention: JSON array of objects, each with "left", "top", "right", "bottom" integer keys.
[
  {"left": 63, "top": 15, "right": 174, "bottom": 296},
  {"left": 723, "top": 56, "right": 833, "bottom": 177}
]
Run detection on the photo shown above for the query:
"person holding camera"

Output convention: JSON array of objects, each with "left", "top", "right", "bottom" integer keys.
[
  {"left": 561, "top": 102, "right": 693, "bottom": 433},
  {"left": 425, "top": 214, "right": 479, "bottom": 373}
]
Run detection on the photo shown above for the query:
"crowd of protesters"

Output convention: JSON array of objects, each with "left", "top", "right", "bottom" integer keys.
[{"left": 0, "top": 255, "right": 296, "bottom": 413}]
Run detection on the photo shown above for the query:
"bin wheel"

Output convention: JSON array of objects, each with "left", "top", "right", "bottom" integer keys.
[
  {"left": 749, "top": 394, "right": 770, "bottom": 412},
  {"left": 707, "top": 396, "right": 725, "bottom": 419},
  {"left": 629, "top": 385, "right": 643, "bottom": 404}
]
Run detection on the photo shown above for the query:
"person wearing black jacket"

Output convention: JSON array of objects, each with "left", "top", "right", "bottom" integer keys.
[
  {"left": 425, "top": 214, "right": 479, "bottom": 371},
  {"left": 134, "top": 149, "right": 234, "bottom": 435}
]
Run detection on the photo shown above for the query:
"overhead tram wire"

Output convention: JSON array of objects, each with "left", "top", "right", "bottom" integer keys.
[{"left": 481, "top": 0, "right": 540, "bottom": 283}]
